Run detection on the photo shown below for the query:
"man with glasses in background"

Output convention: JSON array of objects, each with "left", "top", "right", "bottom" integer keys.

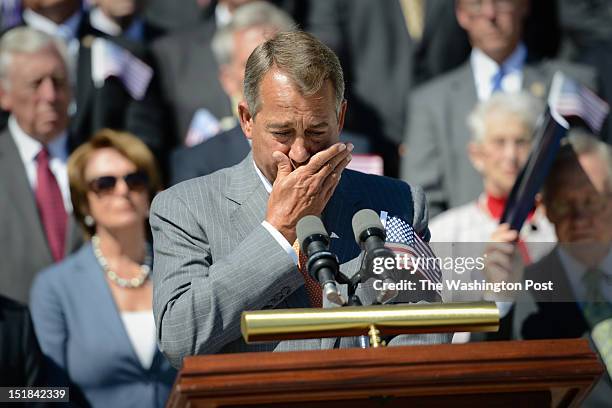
[{"left": 401, "top": 0, "right": 598, "bottom": 217}]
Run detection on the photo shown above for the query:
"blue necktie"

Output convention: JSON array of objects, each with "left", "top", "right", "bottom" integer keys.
[{"left": 491, "top": 67, "right": 506, "bottom": 93}]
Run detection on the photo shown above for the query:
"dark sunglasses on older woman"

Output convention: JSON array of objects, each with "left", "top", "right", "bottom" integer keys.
[{"left": 88, "top": 171, "right": 149, "bottom": 195}]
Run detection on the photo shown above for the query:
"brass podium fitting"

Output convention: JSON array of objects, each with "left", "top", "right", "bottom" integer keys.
[{"left": 241, "top": 301, "right": 500, "bottom": 343}]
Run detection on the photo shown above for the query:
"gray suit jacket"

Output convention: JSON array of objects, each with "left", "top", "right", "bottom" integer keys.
[
  {"left": 0, "top": 129, "right": 82, "bottom": 304},
  {"left": 400, "top": 59, "right": 597, "bottom": 217},
  {"left": 151, "top": 153, "right": 447, "bottom": 368}
]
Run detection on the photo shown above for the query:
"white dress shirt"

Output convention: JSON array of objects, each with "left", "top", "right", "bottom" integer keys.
[
  {"left": 471, "top": 43, "right": 527, "bottom": 101},
  {"left": 9, "top": 116, "right": 72, "bottom": 212},
  {"left": 558, "top": 247, "right": 612, "bottom": 303},
  {"left": 120, "top": 310, "right": 157, "bottom": 370},
  {"left": 254, "top": 161, "right": 299, "bottom": 265},
  {"left": 89, "top": 7, "right": 144, "bottom": 42}
]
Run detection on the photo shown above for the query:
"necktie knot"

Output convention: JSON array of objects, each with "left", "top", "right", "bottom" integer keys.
[{"left": 37, "top": 146, "right": 50, "bottom": 164}]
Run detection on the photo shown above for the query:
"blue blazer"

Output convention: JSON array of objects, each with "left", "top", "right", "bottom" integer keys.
[{"left": 30, "top": 243, "right": 176, "bottom": 408}]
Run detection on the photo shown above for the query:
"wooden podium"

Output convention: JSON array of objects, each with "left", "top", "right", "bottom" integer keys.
[{"left": 166, "top": 338, "right": 603, "bottom": 407}]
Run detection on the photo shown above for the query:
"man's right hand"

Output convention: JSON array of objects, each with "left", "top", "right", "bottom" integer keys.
[{"left": 266, "top": 142, "right": 353, "bottom": 243}]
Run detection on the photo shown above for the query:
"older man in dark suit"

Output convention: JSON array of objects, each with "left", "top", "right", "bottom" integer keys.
[
  {"left": 401, "top": 0, "right": 598, "bottom": 217},
  {"left": 485, "top": 133, "right": 612, "bottom": 406},
  {"left": 0, "top": 27, "right": 81, "bottom": 303},
  {"left": 1, "top": 0, "right": 170, "bottom": 167}
]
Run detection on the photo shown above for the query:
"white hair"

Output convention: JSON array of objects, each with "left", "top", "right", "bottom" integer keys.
[
  {"left": 467, "top": 91, "right": 544, "bottom": 143},
  {"left": 564, "top": 129, "right": 612, "bottom": 189},
  {"left": 0, "top": 26, "right": 69, "bottom": 90},
  {"left": 211, "top": 1, "right": 295, "bottom": 67}
]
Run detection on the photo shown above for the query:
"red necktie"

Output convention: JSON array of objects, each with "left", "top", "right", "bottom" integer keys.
[
  {"left": 35, "top": 147, "right": 67, "bottom": 262},
  {"left": 293, "top": 240, "right": 323, "bottom": 308}
]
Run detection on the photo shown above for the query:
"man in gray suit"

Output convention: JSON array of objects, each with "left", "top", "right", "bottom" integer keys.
[
  {"left": 151, "top": 31, "right": 444, "bottom": 369},
  {"left": 401, "top": 0, "right": 597, "bottom": 217},
  {"left": 0, "top": 27, "right": 81, "bottom": 303}
]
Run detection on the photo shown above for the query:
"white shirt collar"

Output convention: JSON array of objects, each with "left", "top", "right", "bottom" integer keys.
[
  {"left": 8, "top": 115, "right": 69, "bottom": 163},
  {"left": 253, "top": 161, "right": 273, "bottom": 194},
  {"left": 89, "top": 7, "right": 144, "bottom": 40},
  {"left": 471, "top": 43, "right": 527, "bottom": 100},
  {"left": 215, "top": 3, "right": 232, "bottom": 27},
  {"left": 22, "top": 9, "right": 82, "bottom": 41}
]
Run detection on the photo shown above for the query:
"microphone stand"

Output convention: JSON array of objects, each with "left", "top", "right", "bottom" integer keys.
[{"left": 334, "top": 269, "right": 377, "bottom": 348}]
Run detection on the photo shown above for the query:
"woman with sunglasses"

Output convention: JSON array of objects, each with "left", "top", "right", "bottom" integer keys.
[{"left": 30, "top": 129, "right": 176, "bottom": 407}]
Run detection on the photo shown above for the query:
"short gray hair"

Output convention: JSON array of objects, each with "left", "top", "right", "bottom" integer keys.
[
  {"left": 243, "top": 30, "right": 345, "bottom": 118},
  {"left": 467, "top": 91, "right": 543, "bottom": 143},
  {"left": 543, "top": 130, "right": 612, "bottom": 201},
  {"left": 211, "top": 1, "right": 295, "bottom": 67},
  {"left": 0, "top": 26, "right": 69, "bottom": 90}
]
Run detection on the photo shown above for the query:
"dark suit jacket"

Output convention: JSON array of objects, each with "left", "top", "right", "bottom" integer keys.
[
  {"left": 70, "top": 15, "right": 171, "bottom": 167},
  {"left": 306, "top": 0, "right": 471, "bottom": 151},
  {"left": 169, "top": 125, "right": 250, "bottom": 185},
  {"left": 0, "top": 129, "right": 82, "bottom": 304},
  {"left": 511, "top": 248, "right": 612, "bottom": 407},
  {"left": 401, "top": 59, "right": 597, "bottom": 217},
  {"left": 0, "top": 295, "right": 44, "bottom": 386}
]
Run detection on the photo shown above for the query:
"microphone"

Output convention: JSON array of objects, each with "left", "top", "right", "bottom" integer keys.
[
  {"left": 351, "top": 209, "right": 398, "bottom": 303},
  {"left": 297, "top": 216, "right": 346, "bottom": 306}
]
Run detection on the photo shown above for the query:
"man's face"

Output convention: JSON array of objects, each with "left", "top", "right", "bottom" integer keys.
[
  {"left": 546, "top": 152, "right": 612, "bottom": 245},
  {"left": 0, "top": 46, "right": 71, "bottom": 143},
  {"left": 238, "top": 69, "right": 346, "bottom": 183},
  {"left": 219, "top": 26, "right": 271, "bottom": 101},
  {"left": 94, "top": 0, "right": 148, "bottom": 19},
  {"left": 456, "top": 0, "right": 528, "bottom": 62},
  {"left": 469, "top": 112, "right": 532, "bottom": 197}
]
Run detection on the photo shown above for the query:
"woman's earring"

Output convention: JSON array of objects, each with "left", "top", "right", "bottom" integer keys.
[{"left": 84, "top": 215, "right": 95, "bottom": 227}]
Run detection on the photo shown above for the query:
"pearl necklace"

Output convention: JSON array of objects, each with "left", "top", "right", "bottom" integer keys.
[{"left": 91, "top": 235, "right": 152, "bottom": 289}]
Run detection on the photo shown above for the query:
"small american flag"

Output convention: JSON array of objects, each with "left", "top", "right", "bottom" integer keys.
[
  {"left": 381, "top": 211, "right": 442, "bottom": 293},
  {"left": 548, "top": 71, "right": 609, "bottom": 134},
  {"left": 91, "top": 38, "right": 153, "bottom": 100}
]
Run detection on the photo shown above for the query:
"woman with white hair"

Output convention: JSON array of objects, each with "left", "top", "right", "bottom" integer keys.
[{"left": 429, "top": 91, "right": 556, "bottom": 246}]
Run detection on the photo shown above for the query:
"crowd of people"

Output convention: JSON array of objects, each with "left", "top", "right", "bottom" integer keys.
[{"left": 0, "top": 0, "right": 611, "bottom": 407}]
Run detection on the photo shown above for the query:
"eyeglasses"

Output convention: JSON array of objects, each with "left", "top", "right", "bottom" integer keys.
[
  {"left": 88, "top": 171, "right": 149, "bottom": 195},
  {"left": 548, "top": 193, "right": 612, "bottom": 218},
  {"left": 460, "top": 0, "right": 518, "bottom": 14}
]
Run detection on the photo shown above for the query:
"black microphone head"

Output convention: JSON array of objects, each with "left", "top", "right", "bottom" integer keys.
[
  {"left": 352, "top": 209, "right": 384, "bottom": 244},
  {"left": 297, "top": 215, "right": 328, "bottom": 250}
]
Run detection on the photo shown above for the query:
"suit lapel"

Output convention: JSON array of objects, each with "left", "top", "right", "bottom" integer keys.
[
  {"left": 227, "top": 154, "right": 269, "bottom": 242},
  {"left": 449, "top": 63, "right": 477, "bottom": 152},
  {"left": 0, "top": 130, "right": 52, "bottom": 263},
  {"left": 71, "top": 40, "right": 94, "bottom": 144}
]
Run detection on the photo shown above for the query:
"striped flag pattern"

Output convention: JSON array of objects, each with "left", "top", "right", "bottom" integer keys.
[
  {"left": 549, "top": 71, "right": 609, "bottom": 134},
  {"left": 91, "top": 38, "right": 153, "bottom": 100},
  {"left": 381, "top": 212, "right": 442, "bottom": 293}
]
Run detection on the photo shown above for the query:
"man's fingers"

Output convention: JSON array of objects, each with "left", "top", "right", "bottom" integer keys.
[
  {"left": 273, "top": 151, "right": 292, "bottom": 180},
  {"left": 307, "top": 143, "right": 352, "bottom": 174}
]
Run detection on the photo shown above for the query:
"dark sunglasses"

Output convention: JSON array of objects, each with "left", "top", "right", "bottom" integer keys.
[{"left": 88, "top": 171, "right": 149, "bottom": 195}]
